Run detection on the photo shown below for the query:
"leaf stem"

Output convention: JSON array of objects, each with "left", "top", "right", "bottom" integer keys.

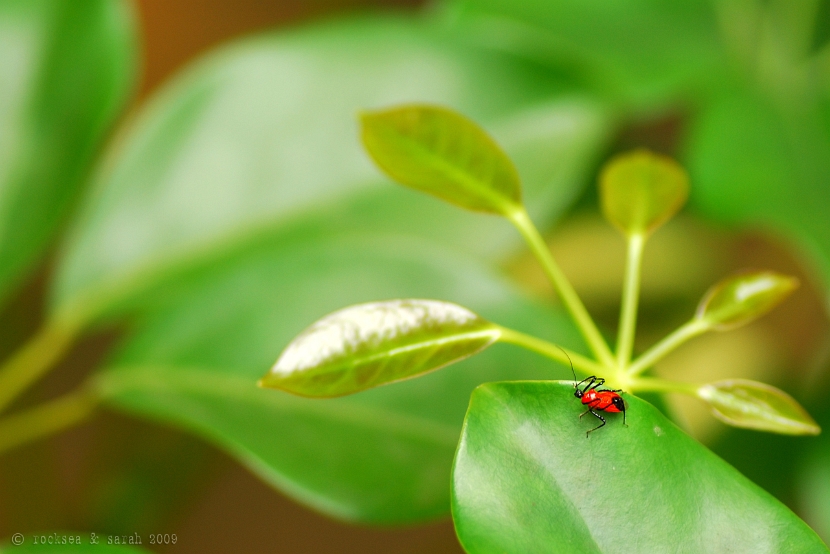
[
  {"left": 0, "top": 319, "right": 82, "bottom": 414},
  {"left": 627, "top": 319, "right": 709, "bottom": 377},
  {"left": 507, "top": 207, "right": 616, "bottom": 369},
  {"left": 616, "top": 233, "right": 645, "bottom": 369},
  {"left": 498, "top": 327, "right": 606, "bottom": 377},
  {"left": 0, "top": 389, "right": 98, "bottom": 455}
]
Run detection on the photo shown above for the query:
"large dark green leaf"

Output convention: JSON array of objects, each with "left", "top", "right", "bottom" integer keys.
[
  {"left": 51, "top": 15, "right": 608, "bottom": 324},
  {"left": 93, "top": 236, "right": 584, "bottom": 524},
  {"left": 0, "top": 0, "right": 136, "bottom": 304},
  {"left": 438, "top": 0, "right": 723, "bottom": 104},
  {"left": 452, "top": 381, "right": 827, "bottom": 553}
]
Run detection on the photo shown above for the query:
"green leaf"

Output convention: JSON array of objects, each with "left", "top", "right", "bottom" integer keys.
[
  {"left": 48, "top": 14, "right": 602, "bottom": 524},
  {"left": 686, "top": 88, "right": 830, "bottom": 306},
  {"left": 695, "top": 271, "right": 799, "bottom": 330},
  {"left": 599, "top": 149, "right": 688, "bottom": 236},
  {"left": 452, "top": 381, "right": 827, "bottom": 553},
  {"left": 361, "top": 105, "right": 522, "bottom": 215},
  {"left": 51, "top": 15, "right": 597, "bottom": 323},
  {"left": 0, "top": 0, "right": 136, "bottom": 304},
  {"left": 94, "top": 236, "right": 585, "bottom": 524},
  {"left": 260, "top": 299, "right": 501, "bottom": 397},
  {"left": 0, "top": 534, "right": 151, "bottom": 553},
  {"left": 439, "top": 0, "right": 724, "bottom": 104},
  {"left": 698, "top": 379, "right": 820, "bottom": 436}
]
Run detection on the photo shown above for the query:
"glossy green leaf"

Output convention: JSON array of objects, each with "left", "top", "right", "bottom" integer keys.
[
  {"left": 0, "top": 0, "right": 136, "bottom": 304},
  {"left": 0, "top": 534, "right": 150, "bottom": 553},
  {"left": 361, "top": 105, "right": 522, "bottom": 215},
  {"left": 695, "top": 271, "right": 799, "bottom": 330},
  {"left": 698, "top": 379, "right": 820, "bottom": 436},
  {"left": 599, "top": 149, "right": 688, "bottom": 236},
  {"left": 260, "top": 299, "right": 501, "bottom": 397},
  {"left": 452, "top": 381, "right": 827, "bottom": 553},
  {"left": 52, "top": 15, "right": 604, "bottom": 323},
  {"left": 439, "top": 0, "right": 723, "bottom": 104},
  {"left": 93, "top": 235, "right": 584, "bottom": 524}
]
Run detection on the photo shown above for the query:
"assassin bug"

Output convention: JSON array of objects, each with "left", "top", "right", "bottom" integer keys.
[{"left": 558, "top": 347, "right": 627, "bottom": 437}]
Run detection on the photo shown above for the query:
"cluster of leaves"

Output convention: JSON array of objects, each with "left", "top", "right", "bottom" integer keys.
[
  {"left": 1, "top": 0, "right": 830, "bottom": 551},
  {"left": 259, "top": 104, "right": 824, "bottom": 551}
]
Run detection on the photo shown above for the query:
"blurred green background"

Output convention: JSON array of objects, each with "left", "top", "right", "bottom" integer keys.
[{"left": 0, "top": 0, "right": 829, "bottom": 552}]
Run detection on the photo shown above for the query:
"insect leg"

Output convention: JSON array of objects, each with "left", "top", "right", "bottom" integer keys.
[
  {"left": 579, "top": 408, "right": 592, "bottom": 419},
  {"left": 588, "top": 378, "right": 606, "bottom": 391},
  {"left": 576, "top": 376, "right": 597, "bottom": 393},
  {"left": 586, "top": 410, "right": 606, "bottom": 438}
]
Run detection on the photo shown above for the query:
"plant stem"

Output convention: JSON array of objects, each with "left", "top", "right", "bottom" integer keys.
[
  {"left": 627, "top": 318, "right": 709, "bottom": 377},
  {"left": 498, "top": 327, "right": 606, "bottom": 377},
  {"left": 507, "top": 207, "right": 616, "bottom": 369},
  {"left": 0, "top": 389, "right": 98, "bottom": 455},
  {"left": 0, "top": 319, "right": 81, "bottom": 414},
  {"left": 616, "top": 233, "right": 645, "bottom": 369},
  {"left": 629, "top": 376, "right": 700, "bottom": 396}
]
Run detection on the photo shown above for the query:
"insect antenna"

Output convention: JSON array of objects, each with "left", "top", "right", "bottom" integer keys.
[{"left": 555, "top": 345, "right": 577, "bottom": 388}]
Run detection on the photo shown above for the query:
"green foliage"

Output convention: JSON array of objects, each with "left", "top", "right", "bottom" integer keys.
[
  {"left": 260, "top": 299, "right": 501, "bottom": 397},
  {"left": 361, "top": 105, "right": 522, "bottom": 215},
  {"left": 695, "top": 271, "right": 800, "bottom": 330},
  {"left": 452, "top": 382, "right": 826, "bottom": 553},
  {"left": 698, "top": 379, "right": 820, "bottom": 436},
  {"left": 92, "top": 236, "right": 582, "bottom": 523},
  {"left": 1, "top": 0, "right": 830, "bottom": 550},
  {"left": 0, "top": 0, "right": 135, "bottom": 305},
  {"left": 599, "top": 149, "right": 689, "bottom": 237}
]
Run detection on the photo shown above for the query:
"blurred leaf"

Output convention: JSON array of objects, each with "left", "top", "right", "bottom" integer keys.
[
  {"left": 93, "top": 235, "right": 584, "bottom": 524},
  {"left": 261, "top": 299, "right": 501, "bottom": 397},
  {"left": 52, "top": 15, "right": 607, "bottom": 323},
  {"left": 0, "top": 534, "right": 150, "bottom": 553},
  {"left": 452, "top": 381, "right": 828, "bottom": 553},
  {"left": 361, "top": 105, "right": 522, "bottom": 215},
  {"left": 49, "top": 13, "right": 605, "bottom": 524},
  {"left": 599, "top": 149, "right": 688, "bottom": 236},
  {"left": 797, "top": 439, "right": 830, "bottom": 544},
  {"left": 696, "top": 271, "right": 799, "bottom": 330},
  {"left": 438, "top": 0, "right": 724, "bottom": 104},
  {"left": 698, "top": 379, "right": 820, "bottom": 435},
  {"left": 686, "top": 88, "right": 830, "bottom": 304},
  {"left": 0, "top": 0, "right": 136, "bottom": 304}
]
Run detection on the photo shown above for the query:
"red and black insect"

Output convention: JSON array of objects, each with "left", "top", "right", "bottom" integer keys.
[{"left": 559, "top": 348, "right": 627, "bottom": 437}]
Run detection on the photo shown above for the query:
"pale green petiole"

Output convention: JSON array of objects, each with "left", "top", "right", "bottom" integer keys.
[
  {"left": 506, "top": 207, "right": 617, "bottom": 370},
  {"left": 628, "top": 318, "right": 709, "bottom": 377},
  {"left": 616, "top": 233, "right": 645, "bottom": 369},
  {"left": 498, "top": 327, "right": 607, "bottom": 378},
  {"left": 0, "top": 318, "right": 81, "bottom": 414},
  {"left": 0, "top": 388, "right": 98, "bottom": 455}
]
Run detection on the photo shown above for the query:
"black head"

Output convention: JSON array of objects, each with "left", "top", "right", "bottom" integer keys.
[
  {"left": 574, "top": 388, "right": 583, "bottom": 399},
  {"left": 612, "top": 396, "right": 626, "bottom": 411}
]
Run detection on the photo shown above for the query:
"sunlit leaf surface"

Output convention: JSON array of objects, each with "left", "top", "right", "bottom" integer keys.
[
  {"left": 361, "top": 105, "right": 522, "bottom": 215},
  {"left": 452, "top": 381, "right": 828, "bottom": 553},
  {"left": 696, "top": 271, "right": 799, "bottom": 330},
  {"left": 261, "top": 299, "right": 501, "bottom": 397},
  {"left": 699, "top": 379, "right": 820, "bottom": 436}
]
